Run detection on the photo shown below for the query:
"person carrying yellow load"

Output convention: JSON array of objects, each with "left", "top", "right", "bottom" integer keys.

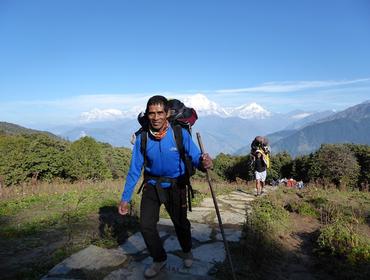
[
  {"left": 250, "top": 136, "right": 270, "bottom": 195},
  {"left": 250, "top": 136, "right": 270, "bottom": 168}
]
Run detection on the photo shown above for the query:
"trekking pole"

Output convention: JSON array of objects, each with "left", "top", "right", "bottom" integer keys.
[{"left": 196, "top": 132, "right": 237, "bottom": 280}]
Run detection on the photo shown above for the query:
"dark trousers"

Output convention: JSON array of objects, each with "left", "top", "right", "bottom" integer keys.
[{"left": 140, "top": 183, "right": 192, "bottom": 262}]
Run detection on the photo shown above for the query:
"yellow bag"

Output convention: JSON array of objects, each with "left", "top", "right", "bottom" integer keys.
[{"left": 257, "top": 149, "right": 270, "bottom": 169}]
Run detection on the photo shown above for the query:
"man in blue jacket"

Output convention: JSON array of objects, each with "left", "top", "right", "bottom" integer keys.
[{"left": 118, "top": 95, "right": 213, "bottom": 278}]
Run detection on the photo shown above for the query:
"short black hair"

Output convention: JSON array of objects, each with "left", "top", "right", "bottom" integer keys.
[{"left": 145, "top": 95, "right": 169, "bottom": 114}]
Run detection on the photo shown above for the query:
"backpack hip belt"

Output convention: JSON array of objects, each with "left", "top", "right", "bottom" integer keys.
[{"left": 137, "top": 172, "right": 194, "bottom": 211}]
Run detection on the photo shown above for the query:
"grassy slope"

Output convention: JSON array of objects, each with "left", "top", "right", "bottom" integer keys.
[
  {"left": 0, "top": 179, "right": 239, "bottom": 280},
  {"left": 215, "top": 186, "right": 370, "bottom": 280},
  {"left": 1, "top": 180, "right": 369, "bottom": 280}
]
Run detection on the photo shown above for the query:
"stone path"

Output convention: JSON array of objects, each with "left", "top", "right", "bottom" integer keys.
[{"left": 42, "top": 186, "right": 275, "bottom": 279}]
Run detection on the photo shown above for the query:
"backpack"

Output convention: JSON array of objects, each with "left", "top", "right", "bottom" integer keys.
[
  {"left": 251, "top": 136, "right": 270, "bottom": 155},
  {"left": 250, "top": 136, "right": 271, "bottom": 168},
  {"left": 136, "top": 99, "right": 198, "bottom": 210}
]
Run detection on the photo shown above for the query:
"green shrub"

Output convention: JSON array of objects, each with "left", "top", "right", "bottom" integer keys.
[
  {"left": 314, "top": 144, "right": 360, "bottom": 190},
  {"left": 297, "top": 201, "right": 319, "bottom": 217},
  {"left": 317, "top": 221, "right": 370, "bottom": 264},
  {"left": 308, "top": 196, "right": 328, "bottom": 208},
  {"left": 246, "top": 198, "right": 290, "bottom": 238},
  {"left": 64, "top": 137, "right": 112, "bottom": 181}
]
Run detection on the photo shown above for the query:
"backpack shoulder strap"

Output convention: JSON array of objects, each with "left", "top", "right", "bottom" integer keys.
[
  {"left": 172, "top": 124, "right": 184, "bottom": 157},
  {"left": 140, "top": 129, "right": 148, "bottom": 167},
  {"left": 172, "top": 124, "right": 195, "bottom": 211}
]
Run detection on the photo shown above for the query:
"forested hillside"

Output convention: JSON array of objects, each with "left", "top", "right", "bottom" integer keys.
[
  {"left": 0, "top": 133, "right": 131, "bottom": 186},
  {"left": 1, "top": 126, "right": 369, "bottom": 192},
  {"left": 0, "top": 121, "right": 60, "bottom": 140}
]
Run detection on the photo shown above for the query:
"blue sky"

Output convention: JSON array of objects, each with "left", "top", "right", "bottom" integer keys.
[{"left": 0, "top": 0, "right": 369, "bottom": 127}]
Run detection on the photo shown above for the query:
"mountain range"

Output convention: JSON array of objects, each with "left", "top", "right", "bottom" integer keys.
[
  {"left": 268, "top": 100, "right": 370, "bottom": 157},
  {"left": 0, "top": 121, "right": 61, "bottom": 140},
  {"left": 46, "top": 94, "right": 340, "bottom": 156},
  {"left": 2, "top": 96, "right": 369, "bottom": 157}
]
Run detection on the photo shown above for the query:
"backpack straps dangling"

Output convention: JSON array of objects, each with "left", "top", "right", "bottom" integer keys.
[
  {"left": 136, "top": 130, "right": 148, "bottom": 195},
  {"left": 172, "top": 124, "right": 194, "bottom": 211},
  {"left": 140, "top": 130, "right": 148, "bottom": 168}
]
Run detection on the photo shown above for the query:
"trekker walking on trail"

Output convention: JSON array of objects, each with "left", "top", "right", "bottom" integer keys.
[
  {"left": 254, "top": 150, "right": 267, "bottom": 196},
  {"left": 118, "top": 95, "right": 213, "bottom": 278}
]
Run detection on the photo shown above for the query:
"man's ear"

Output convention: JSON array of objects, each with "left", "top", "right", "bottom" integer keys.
[{"left": 166, "top": 110, "right": 171, "bottom": 118}]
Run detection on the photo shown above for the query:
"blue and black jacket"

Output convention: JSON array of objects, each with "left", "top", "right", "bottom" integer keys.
[{"left": 121, "top": 126, "right": 202, "bottom": 203}]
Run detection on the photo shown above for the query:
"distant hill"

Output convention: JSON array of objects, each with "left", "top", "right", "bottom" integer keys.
[
  {"left": 0, "top": 122, "right": 61, "bottom": 140},
  {"left": 283, "top": 110, "right": 335, "bottom": 130},
  {"left": 269, "top": 101, "right": 370, "bottom": 157},
  {"left": 232, "top": 110, "right": 335, "bottom": 155},
  {"left": 52, "top": 114, "right": 297, "bottom": 156}
]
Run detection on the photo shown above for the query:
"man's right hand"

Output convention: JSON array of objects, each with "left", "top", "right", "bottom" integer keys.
[{"left": 118, "top": 201, "right": 129, "bottom": 215}]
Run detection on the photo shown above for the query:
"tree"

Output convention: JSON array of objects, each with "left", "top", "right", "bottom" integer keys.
[
  {"left": 101, "top": 144, "right": 131, "bottom": 179},
  {"left": 315, "top": 144, "right": 360, "bottom": 190},
  {"left": 0, "top": 135, "right": 29, "bottom": 185},
  {"left": 291, "top": 154, "right": 314, "bottom": 183},
  {"left": 268, "top": 152, "right": 293, "bottom": 180},
  {"left": 23, "top": 134, "right": 68, "bottom": 181},
  {"left": 213, "top": 153, "right": 251, "bottom": 181},
  {"left": 65, "top": 137, "right": 112, "bottom": 181},
  {"left": 345, "top": 144, "right": 370, "bottom": 187}
]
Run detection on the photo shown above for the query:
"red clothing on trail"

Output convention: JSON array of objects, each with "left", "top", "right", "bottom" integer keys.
[{"left": 287, "top": 179, "right": 297, "bottom": 188}]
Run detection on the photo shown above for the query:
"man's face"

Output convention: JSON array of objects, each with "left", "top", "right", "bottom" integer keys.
[
  {"left": 256, "top": 152, "right": 261, "bottom": 158},
  {"left": 147, "top": 103, "right": 169, "bottom": 131}
]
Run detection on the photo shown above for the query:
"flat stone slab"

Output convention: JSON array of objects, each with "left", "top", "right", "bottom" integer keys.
[
  {"left": 43, "top": 245, "right": 127, "bottom": 279},
  {"left": 187, "top": 210, "right": 213, "bottom": 223},
  {"left": 217, "top": 199, "right": 247, "bottom": 209},
  {"left": 120, "top": 231, "right": 167, "bottom": 255},
  {"left": 158, "top": 218, "right": 173, "bottom": 226},
  {"left": 215, "top": 229, "right": 242, "bottom": 242},
  {"left": 193, "top": 242, "right": 225, "bottom": 263},
  {"left": 199, "top": 198, "right": 216, "bottom": 208},
  {"left": 104, "top": 260, "right": 214, "bottom": 280},
  {"left": 191, "top": 223, "right": 212, "bottom": 242},
  {"left": 214, "top": 211, "right": 245, "bottom": 225},
  {"left": 142, "top": 254, "right": 214, "bottom": 277},
  {"left": 104, "top": 254, "right": 215, "bottom": 280},
  {"left": 229, "top": 208, "right": 247, "bottom": 215},
  {"left": 119, "top": 232, "right": 147, "bottom": 254},
  {"left": 163, "top": 235, "right": 182, "bottom": 252},
  {"left": 218, "top": 193, "right": 254, "bottom": 202},
  {"left": 104, "top": 261, "right": 146, "bottom": 280},
  {"left": 190, "top": 207, "right": 215, "bottom": 211}
]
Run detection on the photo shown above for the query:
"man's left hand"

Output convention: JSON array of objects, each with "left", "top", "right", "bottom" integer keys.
[{"left": 201, "top": 153, "right": 213, "bottom": 170}]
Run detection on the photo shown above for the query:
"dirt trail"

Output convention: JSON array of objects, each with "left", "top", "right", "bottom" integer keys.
[{"left": 267, "top": 214, "right": 335, "bottom": 280}]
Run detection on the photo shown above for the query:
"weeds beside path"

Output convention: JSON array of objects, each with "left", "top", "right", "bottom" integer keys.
[
  {"left": 219, "top": 186, "right": 370, "bottom": 280},
  {"left": 1, "top": 180, "right": 369, "bottom": 279},
  {"left": 0, "top": 179, "right": 243, "bottom": 279},
  {"left": 0, "top": 180, "right": 138, "bottom": 280}
]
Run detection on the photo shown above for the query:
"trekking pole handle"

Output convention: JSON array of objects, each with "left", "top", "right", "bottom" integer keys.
[{"left": 197, "top": 133, "right": 206, "bottom": 154}]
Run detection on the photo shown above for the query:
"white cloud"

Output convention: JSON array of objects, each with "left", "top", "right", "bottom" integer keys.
[
  {"left": 2, "top": 78, "right": 369, "bottom": 126},
  {"left": 291, "top": 113, "right": 312, "bottom": 119},
  {"left": 80, "top": 108, "right": 125, "bottom": 122},
  {"left": 79, "top": 106, "right": 144, "bottom": 123},
  {"left": 215, "top": 78, "right": 370, "bottom": 94}
]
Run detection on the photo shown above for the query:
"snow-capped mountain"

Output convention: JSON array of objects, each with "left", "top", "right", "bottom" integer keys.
[
  {"left": 228, "top": 102, "right": 272, "bottom": 119},
  {"left": 47, "top": 94, "right": 341, "bottom": 156},
  {"left": 183, "top": 94, "right": 229, "bottom": 117},
  {"left": 78, "top": 94, "right": 272, "bottom": 123},
  {"left": 80, "top": 106, "right": 143, "bottom": 123}
]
